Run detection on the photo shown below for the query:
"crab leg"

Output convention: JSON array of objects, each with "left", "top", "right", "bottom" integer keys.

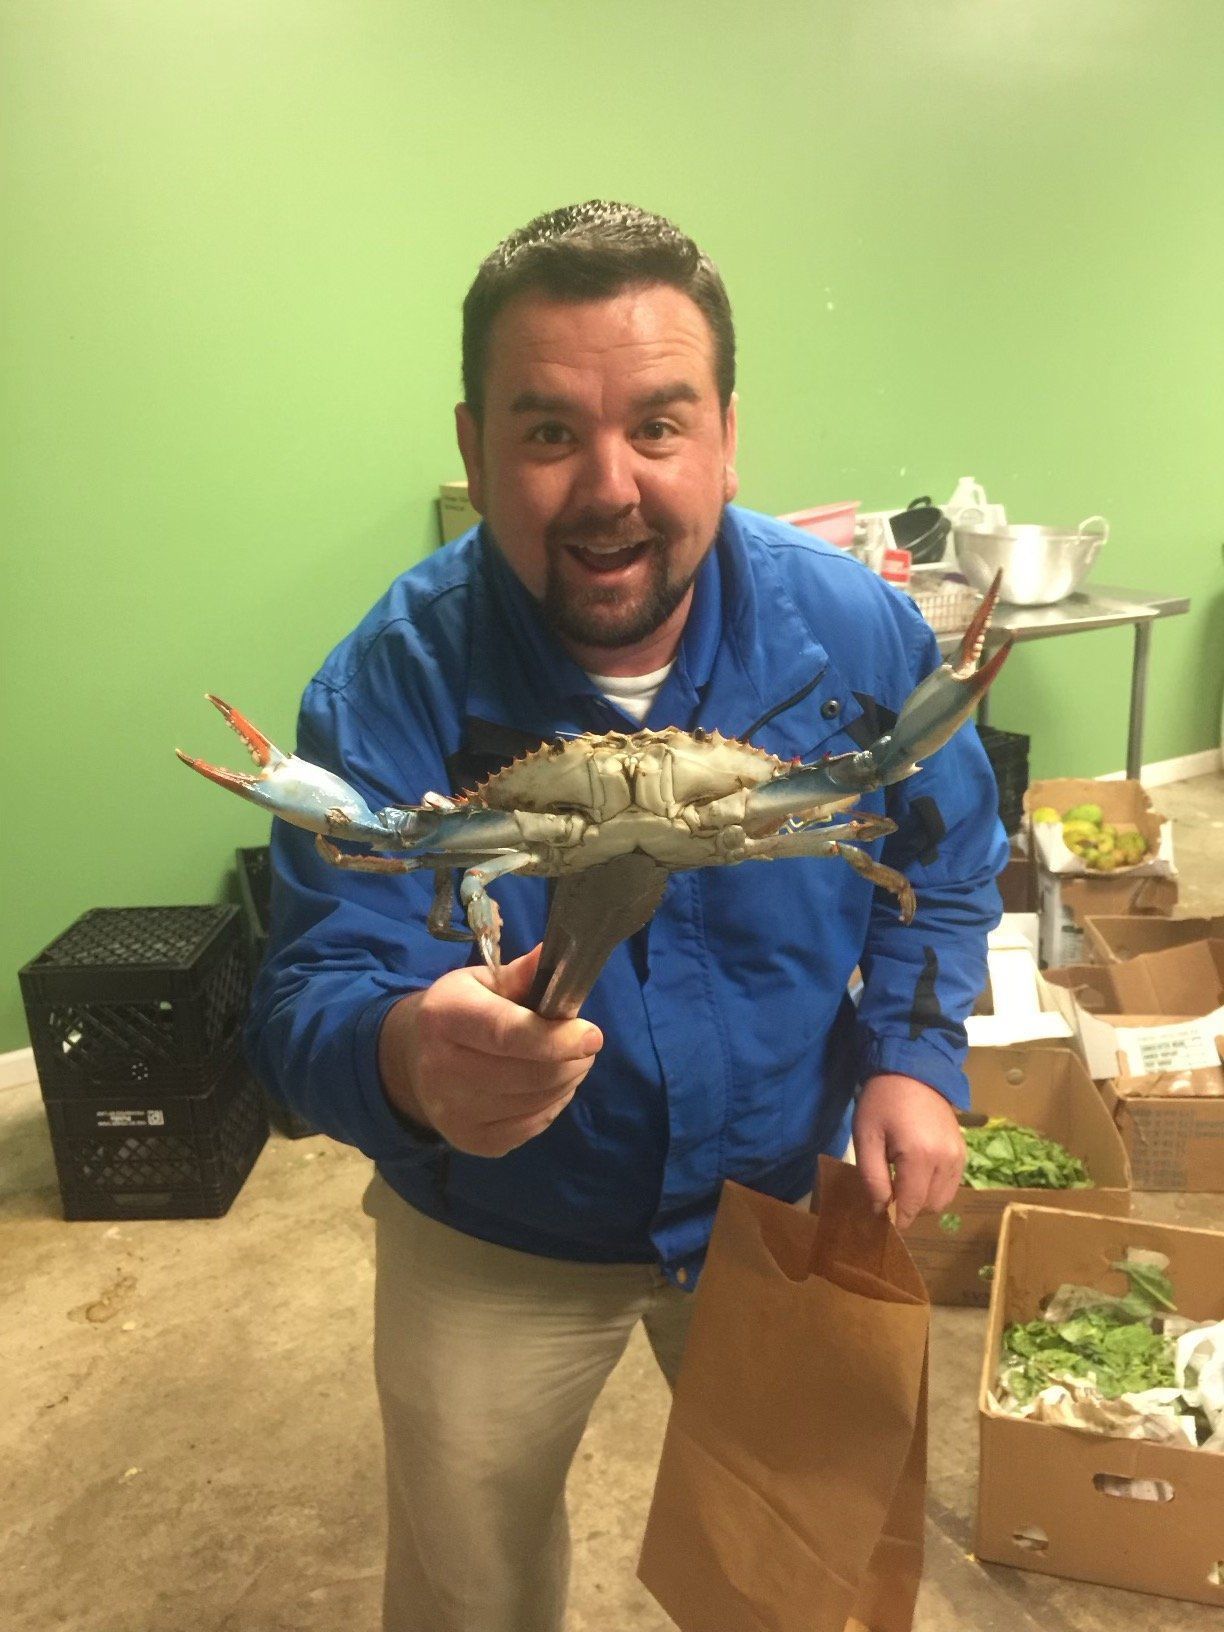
[
  {"left": 741, "top": 575, "right": 1010, "bottom": 832},
  {"left": 428, "top": 869, "right": 475, "bottom": 943},
  {"left": 308, "top": 835, "right": 535, "bottom": 968},
  {"left": 833, "top": 843, "right": 917, "bottom": 923},
  {"left": 735, "top": 819, "right": 915, "bottom": 921},
  {"left": 737, "top": 815, "right": 895, "bottom": 854},
  {"left": 458, "top": 853, "right": 537, "bottom": 972}
]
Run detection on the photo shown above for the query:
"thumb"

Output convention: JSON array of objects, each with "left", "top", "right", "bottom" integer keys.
[
  {"left": 852, "top": 1116, "right": 894, "bottom": 1216},
  {"left": 472, "top": 942, "right": 544, "bottom": 1008}
]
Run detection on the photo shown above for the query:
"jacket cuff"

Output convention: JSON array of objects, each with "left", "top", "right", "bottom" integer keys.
[
  {"left": 353, "top": 990, "right": 451, "bottom": 1161},
  {"left": 855, "top": 1034, "right": 970, "bottom": 1112}
]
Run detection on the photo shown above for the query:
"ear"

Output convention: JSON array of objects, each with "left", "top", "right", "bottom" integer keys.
[
  {"left": 722, "top": 392, "right": 740, "bottom": 503},
  {"left": 454, "top": 403, "right": 486, "bottom": 514}
]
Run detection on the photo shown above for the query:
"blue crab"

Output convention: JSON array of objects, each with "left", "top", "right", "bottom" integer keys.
[{"left": 178, "top": 581, "right": 1008, "bottom": 1015}]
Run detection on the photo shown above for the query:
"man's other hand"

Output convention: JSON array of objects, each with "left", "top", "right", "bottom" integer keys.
[
  {"left": 851, "top": 1073, "right": 965, "bottom": 1230},
  {"left": 377, "top": 945, "right": 603, "bottom": 1157}
]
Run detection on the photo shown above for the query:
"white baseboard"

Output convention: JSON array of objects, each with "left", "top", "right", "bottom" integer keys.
[
  {"left": 1098, "top": 746, "right": 1222, "bottom": 787},
  {"left": 0, "top": 1046, "right": 37, "bottom": 1094}
]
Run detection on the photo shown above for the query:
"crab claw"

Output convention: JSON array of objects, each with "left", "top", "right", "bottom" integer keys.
[
  {"left": 822, "top": 572, "right": 1011, "bottom": 790},
  {"left": 741, "top": 577, "right": 1011, "bottom": 828},
  {"left": 884, "top": 570, "right": 1010, "bottom": 767},
  {"left": 176, "top": 694, "right": 390, "bottom": 843}
]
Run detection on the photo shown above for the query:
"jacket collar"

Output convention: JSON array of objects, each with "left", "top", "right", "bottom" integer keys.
[{"left": 461, "top": 507, "right": 861, "bottom": 765}]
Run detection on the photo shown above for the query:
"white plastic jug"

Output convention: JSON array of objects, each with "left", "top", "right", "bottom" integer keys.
[
  {"left": 945, "top": 476, "right": 1007, "bottom": 533},
  {"left": 945, "top": 476, "right": 988, "bottom": 517}
]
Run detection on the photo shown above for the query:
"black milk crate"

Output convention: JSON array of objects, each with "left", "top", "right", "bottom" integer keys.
[
  {"left": 42, "top": 1045, "right": 268, "bottom": 1220},
  {"left": 234, "top": 845, "right": 318, "bottom": 1141},
  {"left": 978, "top": 725, "right": 1030, "bottom": 837},
  {"left": 19, "top": 906, "right": 250, "bottom": 1101},
  {"left": 235, "top": 845, "right": 272, "bottom": 965}
]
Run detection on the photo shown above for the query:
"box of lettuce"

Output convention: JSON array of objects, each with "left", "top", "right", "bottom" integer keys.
[
  {"left": 904, "top": 1047, "right": 1130, "bottom": 1306},
  {"left": 976, "top": 1203, "right": 1224, "bottom": 1604}
]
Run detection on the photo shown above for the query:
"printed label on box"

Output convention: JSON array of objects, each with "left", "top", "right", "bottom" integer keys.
[
  {"left": 95, "top": 1109, "right": 166, "bottom": 1128},
  {"left": 1117, "top": 1006, "right": 1224, "bottom": 1077}
]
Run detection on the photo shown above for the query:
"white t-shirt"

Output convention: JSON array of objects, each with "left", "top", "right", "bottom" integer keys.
[{"left": 584, "top": 662, "right": 675, "bottom": 724}]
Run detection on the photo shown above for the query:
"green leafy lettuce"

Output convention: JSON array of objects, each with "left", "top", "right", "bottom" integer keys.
[
  {"left": 963, "top": 1117, "right": 1092, "bottom": 1190},
  {"left": 1000, "top": 1258, "right": 1178, "bottom": 1404}
]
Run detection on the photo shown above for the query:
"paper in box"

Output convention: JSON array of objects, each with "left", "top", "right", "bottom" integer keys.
[
  {"left": 965, "top": 917, "right": 1074, "bottom": 1049},
  {"left": 905, "top": 1048, "right": 1130, "bottom": 1306},
  {"left": 1085, "top": 913, "right": 1224, "bottom": 963},
  {"left": 976, "top": 1203, "right": 1224, "bottom": 1606},
  {"left": 1023, "top": 778, "right": 1177, "bottom": 966},
  {"left": 1044, "top": 942, "right": 1224, "bottom": 1190}
]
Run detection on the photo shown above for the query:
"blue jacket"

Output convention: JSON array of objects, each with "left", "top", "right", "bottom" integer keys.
[{"left": 247, "top": 506, "right": 1007, "bottom": 1284}]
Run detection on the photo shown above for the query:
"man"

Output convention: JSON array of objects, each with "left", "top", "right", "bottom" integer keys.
[{"left": 246, "top": 201, "right": 1007, "bottom": 1632}]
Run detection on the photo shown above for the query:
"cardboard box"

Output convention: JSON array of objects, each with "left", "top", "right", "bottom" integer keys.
[
  {"left": 976, "top": 1203, "right": 1224, "bottom": 1605},
  {"left": 1036, "top": 870, "right": 1178, "bottom": 968},
  {"left": 905, "top": 1048, "right": 1130, "bottom": 1306},
  {"left": 1044, "top": 943, "right": 1224, "bottom": 1190},
  {"left": 1085, "top": 913, "right": 1224, "bottom": 963},
  {"left": 997, "top": 846, "right": 1037, "bottom": 915},
  {"left": 438, "top": 480, "right": 480, "bottom": 544},
  {"left": 1024, "top": 777, "right": 1173, "bottom": 878},
  {"left": 1023, "top": 779, "right": 1177, "bottom": 966}
]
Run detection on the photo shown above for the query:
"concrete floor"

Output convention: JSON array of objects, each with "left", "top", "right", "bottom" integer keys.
[{"left": 5, "top": 770, "right": 1224, "bottom": 1632}]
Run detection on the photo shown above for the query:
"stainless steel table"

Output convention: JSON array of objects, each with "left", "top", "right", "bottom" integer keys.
[{"left": 935, "top": 584, "right": 1191, "bottom": 780}]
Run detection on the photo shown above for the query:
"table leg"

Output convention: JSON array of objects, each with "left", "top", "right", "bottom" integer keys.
[{"left": 1127, "top": 619, "right": 1152, "bottom": 781}]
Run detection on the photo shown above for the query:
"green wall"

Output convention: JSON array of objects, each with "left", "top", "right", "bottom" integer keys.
[{"left": 5, "top": 1, "right": 1223, "bottom": 1051}]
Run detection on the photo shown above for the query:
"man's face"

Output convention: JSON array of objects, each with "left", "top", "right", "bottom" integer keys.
[{"left": 456, "top": 283, "right": 738, "bottom": 670}]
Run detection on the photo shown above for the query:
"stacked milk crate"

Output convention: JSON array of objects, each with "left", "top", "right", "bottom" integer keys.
[{"left": 19, "top": 905, "right": 267, "bottom": 1219}]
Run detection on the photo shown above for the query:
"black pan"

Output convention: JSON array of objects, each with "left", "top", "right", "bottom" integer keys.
[{"left": 889, "top": 496, "right": 950, "bottom": 564}]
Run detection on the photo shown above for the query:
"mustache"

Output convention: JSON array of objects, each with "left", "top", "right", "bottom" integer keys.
[{"left": 545, "top": 513, "right": 663, "bottom": 550}]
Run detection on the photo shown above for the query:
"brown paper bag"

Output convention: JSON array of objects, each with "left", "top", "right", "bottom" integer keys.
[{"left": 638, "top": 1157, "right": 930, "bottom": 1632}]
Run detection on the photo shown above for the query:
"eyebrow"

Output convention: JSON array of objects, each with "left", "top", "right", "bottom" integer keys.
[{"left": 508, "top": 382, "right": 702, "bottom": 415}]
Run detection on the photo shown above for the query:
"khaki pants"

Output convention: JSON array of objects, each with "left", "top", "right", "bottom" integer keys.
[{"left": 362, "top": 1172, "right": 696, "bottom": 1632}]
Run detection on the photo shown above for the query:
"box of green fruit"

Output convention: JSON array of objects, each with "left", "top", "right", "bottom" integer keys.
[{"left": 1023, "top": 778, "right": 1172, "bottom": 878}]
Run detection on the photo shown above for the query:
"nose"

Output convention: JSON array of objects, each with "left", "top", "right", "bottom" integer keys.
[{"left": 571, "top": 431, "right": 641, "bottom": 518}]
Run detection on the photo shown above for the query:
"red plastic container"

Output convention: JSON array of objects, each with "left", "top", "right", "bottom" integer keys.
[{"left": 777, "top": 500, "right": 860, "bottom": 549}]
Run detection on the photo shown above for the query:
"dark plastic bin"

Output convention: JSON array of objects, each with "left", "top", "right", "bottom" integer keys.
[
  {"left": 235, "top": 845, "right": 272, "bottom": 963},
  {"left": 42, "top": 1046, "right": 266, "bottom": 1220},
  {"left": 978, "top": 726, "right": 1030, "bottom": 837},
  {"left": 235, "top": 846, "right": 318, "bottom": 1140},
  {"left": 18, "top": 906, "right": 267, "bottom": 1218},
  {"left": 20, "top": 906, "right": 250, "bottom": 1099}
]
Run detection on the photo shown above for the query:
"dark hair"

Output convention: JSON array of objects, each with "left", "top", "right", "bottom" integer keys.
[{"left": 461, "top": 201, "right": 735, "bottom": 420}]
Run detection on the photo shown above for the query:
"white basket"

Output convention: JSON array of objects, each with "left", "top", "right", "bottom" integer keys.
[{"left": 906, "top": 573, "right": 984, "bottom": 635}]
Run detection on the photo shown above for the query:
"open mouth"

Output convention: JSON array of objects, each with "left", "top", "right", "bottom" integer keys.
[{"left": 566, "top": 540, "right": 653, "bottom": 575}]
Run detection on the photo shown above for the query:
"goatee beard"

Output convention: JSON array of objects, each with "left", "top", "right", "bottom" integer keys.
[{"left": 541, "top": 538, "right": 698, "bottom": 651}]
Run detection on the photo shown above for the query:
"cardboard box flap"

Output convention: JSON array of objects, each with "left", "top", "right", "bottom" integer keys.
[
  {"left": 1107, "top": 939, "right": 1224, "bottom": 1016},
  {"left": 1085, "top": 914, "right": 1224, "bottom": 963}
]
